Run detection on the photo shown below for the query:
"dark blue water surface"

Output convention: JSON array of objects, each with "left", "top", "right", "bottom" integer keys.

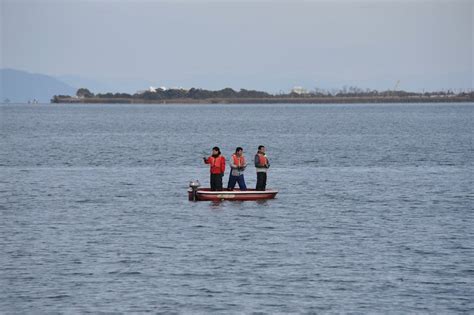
[{"left": 1, "top": 103, "right": 473, "bottom": 313}]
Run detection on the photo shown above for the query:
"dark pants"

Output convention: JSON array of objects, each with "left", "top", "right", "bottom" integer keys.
[
  {"left": 210, "top": 173, "right": 223, "bottom": 191},
  {"left": 227, "top": 174, "right": 247, "bottom": 191},
  {"left": 256, "top": 172, "right": 267, "bottom": 191}
]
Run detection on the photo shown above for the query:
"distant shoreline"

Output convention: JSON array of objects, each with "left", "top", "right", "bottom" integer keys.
[{"left": 51, "top": 95, "right": 473, "bottom": 104}]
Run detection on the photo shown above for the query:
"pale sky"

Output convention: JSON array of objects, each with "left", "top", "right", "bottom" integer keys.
[{"left": 1, "top": 0, "right": 472, "bottom": 92}]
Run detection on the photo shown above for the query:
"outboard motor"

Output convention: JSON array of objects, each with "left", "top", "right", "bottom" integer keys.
[{"left": 189, "top": 180, "right": 201, "bottom": 201}]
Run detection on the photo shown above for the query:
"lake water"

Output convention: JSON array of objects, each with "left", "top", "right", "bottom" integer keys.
[{"left": 1, "top": 103, "right": 473, "bottom": 313}]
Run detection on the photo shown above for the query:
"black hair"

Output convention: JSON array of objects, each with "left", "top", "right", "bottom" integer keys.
[
  {"left": 212, "top": 146, "right": 221, "bottom": 155},
  {"left": 235, "top": 147, "right": 243, "bottom": 153},
  {"left": 258, "top": 145, "right": 265, "bottom": 150}
]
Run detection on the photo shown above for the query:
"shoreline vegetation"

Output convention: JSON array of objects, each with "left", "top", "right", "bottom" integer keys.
[{"left": 51, "top": 87, "right": 474, "bottom": 104}]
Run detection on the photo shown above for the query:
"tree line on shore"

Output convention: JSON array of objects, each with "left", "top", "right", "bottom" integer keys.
[{"left": 51, "top": 87, "right": 474, "bottom": 102}]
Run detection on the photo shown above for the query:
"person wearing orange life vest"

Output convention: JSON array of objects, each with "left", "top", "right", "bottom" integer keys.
[
  {"left": 227, "top": 147, "right": 247, "bottom": 191},
  {"left": 255, "top": 145, "right": 270, "bottom": 191},
  {"left": 203, "top": 146, "right": 226, "bottom": 191}
]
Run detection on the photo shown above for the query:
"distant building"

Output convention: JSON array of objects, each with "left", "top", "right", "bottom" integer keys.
[
  {"left": 136, "top": 86, "right": 189, "bottom": 94},
  {"left": 291, "top": 86, "right": 308, "bottom": 95},
  {"left": 136, "top": 86, "right": 158, "bottom": 94}
]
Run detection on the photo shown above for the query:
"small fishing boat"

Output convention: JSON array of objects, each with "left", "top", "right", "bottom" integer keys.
[{"left": 188, "top": 181, "right": 278, "bottom": 201}]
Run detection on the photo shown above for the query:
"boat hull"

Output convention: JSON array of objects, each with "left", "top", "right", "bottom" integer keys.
[{"left": 188, "top": 188, "right": 278, "bottom": 201}]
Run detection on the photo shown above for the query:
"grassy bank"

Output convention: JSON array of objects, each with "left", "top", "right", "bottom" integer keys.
[{"left": 52, "top": 95, "right": 473, "bottom": 104}]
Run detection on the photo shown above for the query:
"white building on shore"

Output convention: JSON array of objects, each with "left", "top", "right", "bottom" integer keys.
[{"left": 291, "top": 86, "right": 308, "bottom": 95}]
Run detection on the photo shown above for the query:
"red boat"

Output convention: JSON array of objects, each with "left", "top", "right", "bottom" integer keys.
[{"left": 188, "top": 187, "right": 278, "bottom": 201}]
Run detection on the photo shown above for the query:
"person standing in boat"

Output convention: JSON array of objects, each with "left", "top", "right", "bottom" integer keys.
[
  {"left": 203, "top": 146, "right": 226, "bottom": 191},
  {"left": 227, "top": 147, "right": 247, "bottom": 191},
  {"left": 255, "top": 145, "right": 270, "bottom": 191}
]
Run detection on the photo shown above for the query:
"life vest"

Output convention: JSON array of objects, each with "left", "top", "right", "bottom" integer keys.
[
  {"left": 232, "top": 154, "right": 246, "bottom": 167},
  {"left": 257, "top": 153, "right": 267, "bottom": 166},
  {"left": 208, "top": 155, "right": 225, "bottom": 174}
]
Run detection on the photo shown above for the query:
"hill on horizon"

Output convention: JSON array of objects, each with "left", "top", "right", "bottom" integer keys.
[{"left": 0, "top": 68, "right": 76, "bottom": 103}]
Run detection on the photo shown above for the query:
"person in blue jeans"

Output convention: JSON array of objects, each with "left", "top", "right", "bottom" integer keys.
[{"left": 227, "top": 147, "right": 247, "bottom": 191}]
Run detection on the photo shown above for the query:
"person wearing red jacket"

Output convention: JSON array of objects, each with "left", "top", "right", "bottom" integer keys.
[
  {"left": 255, "top": 145, "right": 270, "bottom": 191},
  {"left": 203, "top": 146, "right": 226, "bottom": 191}
]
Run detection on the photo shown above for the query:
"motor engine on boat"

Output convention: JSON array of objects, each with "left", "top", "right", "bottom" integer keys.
[{"left": 189, "top": 180, "right": 201, "bottom": 201}]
